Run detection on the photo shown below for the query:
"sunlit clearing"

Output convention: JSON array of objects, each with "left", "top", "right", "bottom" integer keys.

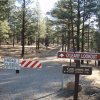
[{"left": 85, "top": 69, "right": 100, "bottom": 87}]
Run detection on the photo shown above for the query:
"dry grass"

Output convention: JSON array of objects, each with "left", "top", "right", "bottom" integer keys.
[{"left": 0, "top": 44, "right": 58, "bottom": 59}]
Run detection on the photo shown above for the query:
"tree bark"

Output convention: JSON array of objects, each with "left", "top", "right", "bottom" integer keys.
[
  {"left": 70, "top": 0, "right": 75, "bottom": 51},
  {"left": 21, "top": 0, "right": 25, "bottom": 58},
  {"left": 81, "top": 0, "right": 85, "bottom": 64},
  {"left": 76, "top": 0, "right": 80, "bottom": 51},
  {"left": 67, "top": 22, "right": 71, "bottom": 51},
  {"left": 62, "top": 34, "right": 64, "bottom": 51},
  {"left": 13, "top": 23, "right": 16, "bottom": 47}
]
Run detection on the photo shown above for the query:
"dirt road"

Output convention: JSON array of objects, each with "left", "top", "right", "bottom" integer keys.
[{"left": 0, "top": 46, "right": 100, "bottom": 100}]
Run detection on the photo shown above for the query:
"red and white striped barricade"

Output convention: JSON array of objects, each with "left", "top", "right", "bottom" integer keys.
[{"left": 20, "top": 60, "right": 42, "bottom": 69}]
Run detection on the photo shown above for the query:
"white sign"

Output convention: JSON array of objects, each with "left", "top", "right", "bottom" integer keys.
[{"left": 4, "top": 57, "right": 20, "bottom": 69}]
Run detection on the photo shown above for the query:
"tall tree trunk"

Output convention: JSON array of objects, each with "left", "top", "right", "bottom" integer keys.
[
  {"left": 13, "top": 34, "right": 15, "bottom": 47},
  {"left": 65, "top": 33, "right": 67, "bottom": 51},
  {"left": 36, "top": 12, "right": 40, "bottom": 50},
  {"left": 35, "top": 0, "right": 40, "bottom": 50},
  {"left": 86, "top": 17, "right": 90, "bottom": 65},
  {"left": 70, "top": 0, "right": 75, "bottom": 51},
  {"left": 98, "top": 50, "right": 100, "bottom": 66},
  {"left": 67, "top": 22, "right": 71, "bottom": 51},
  {"left": 98, "top": 15, "right": 100, "bottom": 66},
  {"left": 87, "top": 17, "right": 90, "bottom": 52},
  {"left": 62, "top": 34, "right": 64, "bottom": 51},
  {"left": 13, "top": 23, "right": 16, "bottom": 47},
  {"left": 0, "top": 39, "right": 1, "bottom": 46},
  {"left": 36, "top": 34, "right": 38, "bottom": 49},
  {"left": 37, "top": 33, "right": 40, "bottom": 50},
  {"left": 21, "top": 0, "right": 25, "bottom": 58},
  {"left": 76, "top": 0, "right": 80, "bottom": 51},
  {"left": 28, "top": 36, "right": 30, "bottom": 45},
  {"left": 81, "top": 0, "right": 85, "bottom": 64},
  {"left": 57, "top": 35, "right": 59, "bottom": 45}
]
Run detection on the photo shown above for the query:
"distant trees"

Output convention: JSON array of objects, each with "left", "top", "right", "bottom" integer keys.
[
  {"left": 0, "top": 0, "right": 11, "bottom": 45},
  {"left": 95, "top": 0, "right": 100, "bottom": 65},
  {"left": 0, "top": 0, "right": 100, "bottom": 58},
  {"left": 50, "top": 0, "right": 98, "bottom": 52},
  {"left": 96, "top": 0, "right": 100, "bottom": 51}
]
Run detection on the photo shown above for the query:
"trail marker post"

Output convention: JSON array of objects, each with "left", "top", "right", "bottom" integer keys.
[{"left": 57, "top": 51, "right": 100, "bottom": 100}]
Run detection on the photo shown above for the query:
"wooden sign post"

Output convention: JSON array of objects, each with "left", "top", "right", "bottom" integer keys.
[
  {"left": 74, "top": 60, "right": 80, "bottom": 100},
  {"left": 57, "top": 51, "right": 100, "bottom": 100}
]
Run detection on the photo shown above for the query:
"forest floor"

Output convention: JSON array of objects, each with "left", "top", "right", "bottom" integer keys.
[
  {"left": 0, "top": 44, "right": 59, "bottom": 59},
  {"left": 0, "top": 44, "right": 100, "bottom": 100}
]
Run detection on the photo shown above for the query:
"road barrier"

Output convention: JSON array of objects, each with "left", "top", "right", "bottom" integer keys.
[
  {"left": 1, "top": 57, "right": 42, "bottom": 70},
  {"left": 20, "top": 59, "right": 42, "bottom": 68}
]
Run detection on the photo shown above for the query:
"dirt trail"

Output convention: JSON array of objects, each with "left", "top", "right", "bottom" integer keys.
[{"left": 39, "top": 46, "right": 61, "bottom": 58}]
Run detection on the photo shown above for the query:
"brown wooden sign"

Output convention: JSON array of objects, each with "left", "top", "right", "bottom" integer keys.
[
  {"left": 58, "top": 52, "right": 100, "bottom": 60},
  {"left": 63, "top": 66, "right": 92, "bottom": 75},
  {"left": 58, "top": 52, "right": 95, "bottom": 100}
]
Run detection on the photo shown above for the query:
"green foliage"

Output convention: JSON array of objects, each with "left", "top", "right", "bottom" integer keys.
[
  {"left": 0, "top": 20, "right": 10, "bottom": 33},
  {"left": 0, "top": 0, "right": 15, "bottom": 43},
  {"left": 50, "top": 0, "right": 98, "bottom": 51},
  {"left": 0, "top": 0, "right": 9, "bottom": 20},
  {"left": 0, "top": 0, "right": 98, "bottom": 49},
  {"left": 0, "top": 20, "right": 10, "bottom": 40}
]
